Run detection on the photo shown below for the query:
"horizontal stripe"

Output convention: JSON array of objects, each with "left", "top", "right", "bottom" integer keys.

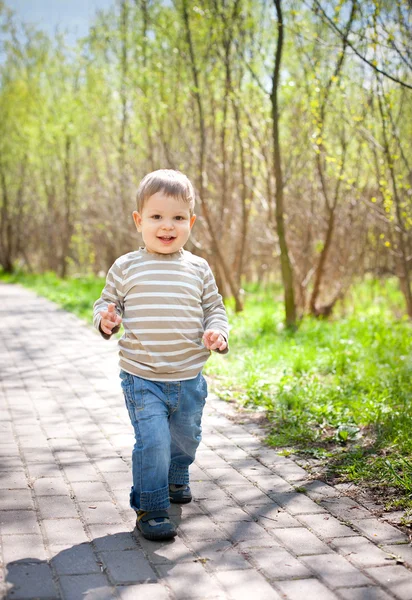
[
  {"left": 126, "top": 292, "right": 197, "bottom": 301},
  {"left": 121, "top": 346, "right": 200, "bottom": 357},
  {"left": 128, "top": 328, "right": 203, "bottom": 334},
  {"left": 124, "top": 304, "right": 201, "bottom": 312},
  {"left": 120, "top": 356, "right": 208, "bottom": 372},
  {"left": 124, "top": 270, "right": 202, "bottom": 286},
  {"left": 127, "top": 280, "right": 201, "bottom": 293},
  {"left": 123, "top": 316, "right": 200, "bottom": 323}
]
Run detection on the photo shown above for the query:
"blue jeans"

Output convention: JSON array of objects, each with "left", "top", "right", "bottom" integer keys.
[{"left": 120, "top": 370, "right": 208, "bottom": 512}]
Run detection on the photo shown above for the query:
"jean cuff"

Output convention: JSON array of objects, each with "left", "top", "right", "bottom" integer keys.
[
  {"left": 169, "top": 462, "right": 190, "bottom": 485},
  {"left": 130, "top": 485, "right": 170, "bottom": 512}
]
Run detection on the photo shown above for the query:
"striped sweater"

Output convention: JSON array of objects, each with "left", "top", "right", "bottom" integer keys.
[{"left": 93, "top": 247, "right": 229, "bottom": 381}]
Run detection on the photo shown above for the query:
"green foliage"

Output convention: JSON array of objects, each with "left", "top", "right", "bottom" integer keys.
[{"left": 207, "top": 278, "right": 412, "bottom": 507}]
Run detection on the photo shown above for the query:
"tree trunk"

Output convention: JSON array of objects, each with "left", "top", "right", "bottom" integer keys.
[{"left": 271, "top": 0, "right": 296, "bottom": 328}]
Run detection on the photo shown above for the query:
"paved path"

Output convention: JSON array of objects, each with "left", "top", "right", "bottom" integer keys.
[{"left": 1, "top": 283, "right": 412, "bottom": 600}]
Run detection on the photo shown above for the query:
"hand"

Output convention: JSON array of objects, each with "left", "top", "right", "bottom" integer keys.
[
  {"left": 100, "top": 303, "right": 122, "bottom": 336},
  {"left": 202, "top": 329, "right": 227, "bottom": 352}
]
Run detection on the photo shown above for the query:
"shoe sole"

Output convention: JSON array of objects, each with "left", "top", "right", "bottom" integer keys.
[
  {"left": 136, "top": 523, "right": 177, "bottom": 541},
  {"left": 169, "top": 495, "right": 192, "bottom": 504}
]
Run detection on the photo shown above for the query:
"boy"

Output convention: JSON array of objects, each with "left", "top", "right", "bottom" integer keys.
[{"left": 93, "top": 169, "right": 229, "bottom": 541}]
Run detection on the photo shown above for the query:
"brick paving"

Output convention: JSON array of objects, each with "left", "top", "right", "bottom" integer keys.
[{"left": 1, "top": 282, "right": 412, "bottom": 600}]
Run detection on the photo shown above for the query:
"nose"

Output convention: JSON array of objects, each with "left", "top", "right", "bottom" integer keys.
[{"left": 161, "top": 220, "right": 174, "bottom": 230}]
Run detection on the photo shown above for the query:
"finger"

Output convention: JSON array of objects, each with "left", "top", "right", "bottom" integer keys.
[
  {"left": 218, "top": 339, "right": 227, "bottom": 351},
  {"left": 107, "top": 303, "right": 115, "bottom": 313},
  {"left": 202, "top": 338, "right": 212, "bottom": 350},
  {"left": 101, "top": 319, "right": 115, "bottom": 331},
  {"left": 209, "top": 337, "right": 221, "bottom": 350},
  {"left": 115, "top": 316, "right": 122, "bottom": 326},
  {"left": 101, "top": 323, "right": 112, "bottom": 335}
]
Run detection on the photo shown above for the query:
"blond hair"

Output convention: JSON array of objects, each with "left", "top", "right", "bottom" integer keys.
[{"left": 136, "top": 169, "right": 196, "bottom": 215}]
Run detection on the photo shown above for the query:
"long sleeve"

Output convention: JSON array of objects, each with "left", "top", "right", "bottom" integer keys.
[
  {"left": 202, "top": 265, "right": 229, "bottom": 354},
  {"left": 93, "top": 260, "right": 125, "bottom": 339}
]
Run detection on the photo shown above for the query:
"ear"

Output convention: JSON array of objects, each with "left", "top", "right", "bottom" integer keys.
[
  {"left": 133, "top": 211, "right": 142, "bottom": 232},
  {"left": 189, "top": 214, "right": 196, "bottom": 230}
]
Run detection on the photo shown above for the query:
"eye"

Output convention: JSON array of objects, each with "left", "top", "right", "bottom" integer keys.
[
  {"left": 175, "top": 216, "right": 186, "bottom": 221},
  {"left": 151, "top": 214, "right": 161, "bottom": 220}
]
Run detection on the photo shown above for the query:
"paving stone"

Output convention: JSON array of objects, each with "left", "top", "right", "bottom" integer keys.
[
  {"left": 0, "top": 510, "right": 40, "bottom": 535},
  {"left": 0, "top": 455, "right": 25, "bottom": 470},
  {"left": 37, "top": 494, "right": 79, "bottom": 519},
  {"left": 224, "top": 484, "right": 271, "bottom": 505},
  {"left": 244, "top": 504, "right": 301, "bottom": 529},
  {"left": 88, "top": 524, "right": 139, "bottom": 552},
  {"left": 177, "top": 514, "right": 227, "bottom": 541},
  {"left": 0, "top": 489, "right": 34, "bottom": 511},
  {"left": 195, "top": 450, "right": 233, "bottom": 470},
  {"left": 222, "top": 520, "right": 275, "bottom": 543},
  {"left": 272, "top": 462, "right": 309, "bottom": 482},
  {"left": 70, "top": 481, "right": 112, "bottom": 502},
  {"left": 51, "top": 542, "right": 101, "bottom": 575},
  {"left": 5, "top": 562, "right": 58, "bottom": 599},
  {"left": 206, "top": 468, "right": 251, "bottom": 486},
  {"left": 59, "top": 573, "right": 114, "bottom": 600},
  {"left": 78, "top": 501, "right": 123, "bottom": 524},
  {"left": 188, "top": 463, "right": 212, "bottom": 482},
  {"left": 100, "top": 471, "right": 131, "bottom": 490},
  {"left": 304, "top": 480, "right": 340, "bottom": 500},
  {"left": 276, "top": 578, "right": 339, "bottom": 600},
  {"left": 116, "top": 583, "right": 170, "bottom": 600},
  {"left": 33, "top": 476, "right": 70, "bottom": 496},
  {"left": 248, "top": 474, "right": 295, "bottom": 494},
  {"left": 272, "top": 527, "right": 333, "bottom": 556},
  {"left": 382, "top": 544, "right": 412, "bottom": 567},
  {"left": 302, "top": 553, "right": 371, "bottom": 588},
  {"left": 200, "top": 501, "right": 252, "bottom": 522},
  {"left": 99, "top": 549, "right": 157, "bottom": 584},
  {"left": 188, "top": 540, "right": 251, "bottom": 571},
  {"left": 351, "top": 518, "right": 407, "bottom": 544},
  {"left": 158, "top": 562, "right": 226, "bottom": 598},
  {"left": 270, "top": 492, "right": 327, "bottom": 515},
  {"left": 336, "top": 586, "right": 394, "bottom": 600},
  {"left": 214, "top": 445, "right": 250, "bottom": 461},
  {"left": 1, "top": 534, "right": 48, "bottom": 563},
  {"left": 92, "top": 457, "right": 130, "bottom": 473},
  {"left": 0, "top": 470, "right": 29, "bottom": 489},
  {"left": 63, "top": 464, "right": 102, "bottom": 482},
  {"left": 139, "top": 534, "right": 195, "bottom": 563},
  {"left": 230, "top": 458, "right": 274, "bottom": 477},
  {"left": 331, "top": 536, "right": 397, "bottom": 568},
  {"left": 43, "top": 518, "right": 89, "bottom": 548},
  {"left": 297, "top": 513, "right": 354, "bottom": 540},
  {"left": 366, "top": 565, "right": 412, "bottom": 600},
  {"left": 215, "top": 569, "right": 283, "bottom": 600},
  {"left": 26, "top": 462, "right": 62, "bottom": 479},
  {"left": 246, "top": 545, "right": 312, "bottom": 580},
  {"left": 320, "top": 497, "right": 372, "bottom": 521}
]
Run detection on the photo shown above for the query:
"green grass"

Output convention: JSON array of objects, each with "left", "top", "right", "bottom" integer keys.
[
  {"left": 2, "top": 270, "right": 412, "bottom": 510},
  {"left": 206, "top": 278, "right": 412, "bottom": 511}
]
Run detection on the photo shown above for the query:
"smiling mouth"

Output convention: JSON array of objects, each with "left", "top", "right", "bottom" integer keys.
[{"left": 158, "top": 236, "right": 176, "bottom": 242}]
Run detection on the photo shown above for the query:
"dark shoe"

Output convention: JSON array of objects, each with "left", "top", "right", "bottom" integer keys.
[
  {"left": 169, "top": 484, "right": 192, "bottom": 504},
  {"left": 136, "top": 509, "right": 177, "bottom": 541}
]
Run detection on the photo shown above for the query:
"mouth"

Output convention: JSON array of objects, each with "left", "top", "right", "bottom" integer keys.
[{"left": 158, "top": 236, "right": 176, "bottom": 244}]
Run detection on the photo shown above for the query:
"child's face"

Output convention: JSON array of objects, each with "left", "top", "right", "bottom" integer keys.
[{"left": 133, "top": 191, "right": 196, "bottom": 254}]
